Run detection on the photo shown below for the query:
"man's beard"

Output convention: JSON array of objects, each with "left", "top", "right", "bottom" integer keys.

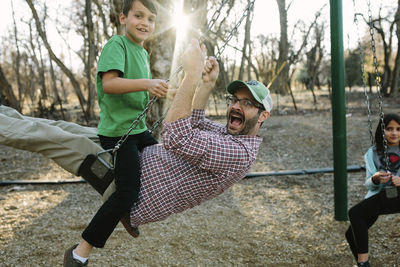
[{"left": 226, "top": 112, "right": 259, "bottom": 135}]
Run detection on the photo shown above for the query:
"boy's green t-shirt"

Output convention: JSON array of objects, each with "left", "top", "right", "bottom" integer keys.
[{"left": 96, "top": 35, "right": 151, "bottom": 137}]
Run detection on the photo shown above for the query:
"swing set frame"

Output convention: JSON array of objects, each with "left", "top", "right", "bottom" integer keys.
[
  {"left": 0, "top": 0, "right": 385, "bottom": 223},
  {"left": 331, "top": 0, "right": 391, "bottom": 221}
]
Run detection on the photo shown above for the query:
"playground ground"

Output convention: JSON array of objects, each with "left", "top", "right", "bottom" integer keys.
[{"left": 0, "top": 89, "right": 399, "bottom": 266}]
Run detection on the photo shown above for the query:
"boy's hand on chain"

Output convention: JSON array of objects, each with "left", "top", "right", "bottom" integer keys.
[{"left": 147, "top": 79, "right": 168, "bottom": 98}]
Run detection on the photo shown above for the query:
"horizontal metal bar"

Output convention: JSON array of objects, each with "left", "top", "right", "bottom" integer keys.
[
  {"left": 244, "top": 165, "right": 365, "bottom": 178},
  {"left": 0, "top": 165, "right": 365, "bottom": 186}
]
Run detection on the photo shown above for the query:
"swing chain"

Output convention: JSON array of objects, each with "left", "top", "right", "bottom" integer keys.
[
  {"left": 149, "top": 0, "right": 256, "bottom": 133},
  {"left": 203, "top": 0, "right": 230, "bottom": 38},
  {"left": 366, "top": 0, "right": 389, "bottom": 171},
  {"left": 111, "top": 0, "right": 232, "bottom": 152},
  {"left": 112, "top": 0, "right": 255, "bottom": 152},
  {"left": 161, "top": 0, "right": 230, "bottom": 85},
  {"left": 215, "top": 0, "right": 255, "bottom": 60},
  {"left": 111, "top": 96, "right": 158, "bottom": 154},
  {"left": 352, "top": 0, "right": 374, "bottom": 145}
]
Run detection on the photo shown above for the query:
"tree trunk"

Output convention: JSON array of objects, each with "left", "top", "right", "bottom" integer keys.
[
  {"left": 391, "top": 0, "right": 400, "bottom": 96},
  {"left": 0, "top": 65, "right": 20, "bottom": 111},
  {"left": 11, "top": 0, "right": 22, "bottom": 103},
  {"left": 49, "top": 58, "right": 65, "bottom": 120},
  {"left": 110, "top": 0, "right": 123, "bottom": 34},
  {"left": 373, "top": 19, "right": 393, "bottom": 95},
  {"left": 93, "top": 0, "right": 111, "bottom": 40},
  {"left": 85, "top": 0, "right": 97, "bottom": 120},
  {"left": 276, "top": 0, "right": 289, "bottom": 95},
  {"left": 37, "top": 37, "right": 48, "bottom": 100},
  {"left": 306, "top": 47, "right": 317, "bottom": 105},
  {"left": 145, "top": 0, "right": 176, "bottom": 139},
  {"left": 239, "top": 0, "right": 253, "bottom": 80},
  {"left": 288, "top": 68, "right": 297, "bottom": 110}
]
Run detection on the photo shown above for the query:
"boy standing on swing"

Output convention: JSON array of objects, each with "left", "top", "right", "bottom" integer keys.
[{"left": 64, "top": 0, "right": 168, "bottom": 266}]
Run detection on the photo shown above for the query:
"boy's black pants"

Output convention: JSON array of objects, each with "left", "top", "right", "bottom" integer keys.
[
  {"left": 82, "top": 131, "right": 157, "bottom": 248},
  {"left": 345, "top": 187, "right": 400, "bottom": 260}
]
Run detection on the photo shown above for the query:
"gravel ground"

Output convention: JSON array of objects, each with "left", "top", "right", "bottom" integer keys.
[{"left": 0, "top": 90, "right": 399, "bottom": 266}]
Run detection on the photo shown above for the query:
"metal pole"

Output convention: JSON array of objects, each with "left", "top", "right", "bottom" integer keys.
[{"left": 330, "top": 0, "right": 348, "bottom": 221}]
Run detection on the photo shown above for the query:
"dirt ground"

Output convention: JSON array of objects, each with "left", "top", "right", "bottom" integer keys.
[{"left": 0, "top": 89, "right": 399, "bottom": 266}]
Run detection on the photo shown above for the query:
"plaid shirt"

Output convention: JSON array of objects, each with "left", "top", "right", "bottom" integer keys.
[{"left": 130, "top": 109, "right": 262, "bottom": 226}]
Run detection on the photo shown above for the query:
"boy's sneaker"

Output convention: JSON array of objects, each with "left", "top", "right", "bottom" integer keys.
[
  {"left": 63, "top": 244, "right": 88, "bottom": 267},
  {"left": 357, "top": 261, "right": 371, "bottom": 267}
]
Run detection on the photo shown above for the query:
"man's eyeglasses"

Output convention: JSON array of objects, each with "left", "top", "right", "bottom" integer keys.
[{"left": 226, "top": 95, "right": 264, "bottom": 110}]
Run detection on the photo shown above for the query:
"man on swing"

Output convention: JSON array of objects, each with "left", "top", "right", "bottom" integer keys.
[{"left": 0, "top": 39, "right": 272, "bottom": 264}]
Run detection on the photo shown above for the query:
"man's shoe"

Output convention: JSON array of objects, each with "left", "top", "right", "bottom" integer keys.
[
  {"left": 357, "top": 261, "right": 371, "bottom": 267},
  {"left": 120, "top": 212, "right": 139, "bottom": 238},
  {"left": 63, "top": 244, "right": 88, "bottom": 267}
]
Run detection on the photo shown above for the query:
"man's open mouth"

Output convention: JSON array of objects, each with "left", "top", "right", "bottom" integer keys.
[{"left": 229, "top": 111, "right": 244, "bottom": 129}]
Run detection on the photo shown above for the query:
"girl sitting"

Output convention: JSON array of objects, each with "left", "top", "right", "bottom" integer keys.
[{"left": 345, "top": 113, "right": 400, "bottom": 267}]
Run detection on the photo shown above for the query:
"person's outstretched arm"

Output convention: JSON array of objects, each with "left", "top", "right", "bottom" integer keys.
[
  {"left": 192, "top": 56, "right": 219, "bottom": 110},
  {"left": 102, "top": 71, "right": 168, "bottom": 98},
  {"left": 164, "top": 39, "right": 206, "bottom": 124}
]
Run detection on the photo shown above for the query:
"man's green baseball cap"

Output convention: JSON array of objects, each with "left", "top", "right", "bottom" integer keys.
[{"left": 226, "top": 80, "right": 273, "bottom": 112}]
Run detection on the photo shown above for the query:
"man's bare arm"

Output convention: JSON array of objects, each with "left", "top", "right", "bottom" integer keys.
[
  {"left": 101, "top": 71, "right": 168, "bottom": 98},
  {"left": 192, "top": 57, "right": 219, "bottom": 110},
  {"left": 164, "top": 39, "right": 206, "bottom": 123}
]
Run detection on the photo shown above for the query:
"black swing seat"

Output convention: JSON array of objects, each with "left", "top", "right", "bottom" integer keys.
[{"left": 77, "top": 154, "right": 114, "bottom": 195}]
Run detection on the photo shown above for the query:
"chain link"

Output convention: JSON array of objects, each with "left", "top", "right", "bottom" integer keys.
[
  {"left": 203, "top": 0, "right": 230, "bottom": 38},
  {"left": 163, "top": 0, "right": 230, "bottom": 84},
  {"left": 366, "top": 0, "right": 389, "bottom": 171},
  {"left": 215, "top": 0, "right": 255, "bottom": 60},
  {"left": 149, "top": 0, "right": 255, "bottom": 133},
  {"left": 111, "top": 0, "right": 234, "bottom": 152},
  {"left": 352, "top": 0, "right": 374, "bottom": 145},
  {"left": 111, "top": 96, "right": 158, "bottom": 153}
]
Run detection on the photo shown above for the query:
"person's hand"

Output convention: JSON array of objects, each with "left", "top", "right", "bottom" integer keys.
[
  {"left": 181, "top": 39, "right": 206, "bottom": 79},
  {"left": 372, "top": 171, "right": 392, "bottom": 184},
  {"left": 147, "top": 79, "right": 168, "bottom": 98},
  {"left": 202, "top": 57, "right": 219, "bottom": 85},
  {"left": 391, "top": 175, "right": 400, "bottom": 187}
]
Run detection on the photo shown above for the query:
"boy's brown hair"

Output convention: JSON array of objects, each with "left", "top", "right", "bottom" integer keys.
[{"left": 122, "top": 0, "right": 158, "bottom": 16}]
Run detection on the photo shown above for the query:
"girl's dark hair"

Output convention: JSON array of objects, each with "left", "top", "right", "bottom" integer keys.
[
  {"left": 375, "top": 113, "right": 400, "bottom": 153},
  {"left": 122, "top": 0, "right": 157, "bottom": 16}
]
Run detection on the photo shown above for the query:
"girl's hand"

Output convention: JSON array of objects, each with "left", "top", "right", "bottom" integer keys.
[
  {"left": 392, "top": 176, "right": 400, "bottom": 187},
  {"left": 372, "top": 171, "right": 392, "bottom": 184},
  {"left": 147, "top": 79, "right": 169, "bottom": 98}
]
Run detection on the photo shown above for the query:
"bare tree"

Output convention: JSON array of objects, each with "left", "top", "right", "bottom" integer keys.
[
  {"left": 305, "top": 22, "right": 325, "bottom": 107},
  {"left": 390, "top": 0, "right": 400, "bottom": 96},
  {"left": 49, "top": 58, "right": 65, "bottom": 120},
  {"left": 362, "top": 3, "right": 399, "bottom": 96},
  {"left": 110, "top": 0, "right": 123, "bottom": 35},
  {"left": 254, "top": 35, "right": 279, "bottom": 85},
  {"left": 84, "top": 0, "right": 97, "bottom": 119},
  {"left": 26, "top": 0, "right": 89, "bottom": 122},
  {"left": 274, "top": 1, "right": 326, "bottom": 111},
  {"left": 93, "top": 0, "right": 112, "bottom": 40},
  {"left": 11, "top": 0, "right": 23, "bottom": 103},
  {"left": 238, "top": 0, "right": 254, "bottom": 81},
  {"left": 275, "top": 0, "right": 289, "bottom": 95},
  {"left": 144, "top": 1, "right": 176, "bottom": 138},
  {"left": 204, "top": 0, "right": 235, "bottom": 93},
  {"left": 372, "top": 16, "right": 396, "bottom": 95}
]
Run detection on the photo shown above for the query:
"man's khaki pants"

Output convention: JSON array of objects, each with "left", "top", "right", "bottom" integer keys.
[{"left": 0, "top": 105, "right": 103, "bottom": 175}]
